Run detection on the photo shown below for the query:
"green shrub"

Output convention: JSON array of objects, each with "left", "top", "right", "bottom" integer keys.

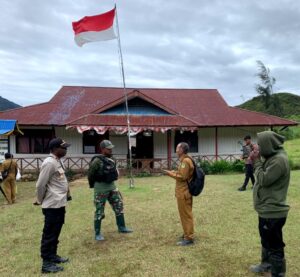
[
  {"left": 231, "top": 160, "right": 245, "bottom": 173},
  {"left": 198, "top": 160, "right": 211, "bottom": 175},
  {"left": 209, "top": 160, "right": 232, "bottom": 174},
  {"left": 274, "top": 127, "right": 295, "bottom": 140},
  {"left": 197, "top": 159, "right": 245, "bottom": 174},
  {"left": 133, "top": 171, "right": 152, "bottom": 178},
  {"left": 65, "top": 169, "right": 76, "bottom": 181}
]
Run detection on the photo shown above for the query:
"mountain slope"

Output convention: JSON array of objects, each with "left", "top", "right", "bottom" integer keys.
[
  {"left": 0, "top": 96, "right": 21, "bottom": 111},
  {"left": 237, "top": 92, "right": 300, "bottom": 118}
]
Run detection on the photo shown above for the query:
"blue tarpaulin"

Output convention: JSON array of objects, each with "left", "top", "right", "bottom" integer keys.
[{"left": 0, "top": 120, "right": 23, "bottom": 135}]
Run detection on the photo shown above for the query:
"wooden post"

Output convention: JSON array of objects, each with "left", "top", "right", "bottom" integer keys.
[
  {"left": 167, "top": 130, "right": 172, "bottom": 169},
  {"left": 215, "top": 127, "right": 218, "bottom": 161}
]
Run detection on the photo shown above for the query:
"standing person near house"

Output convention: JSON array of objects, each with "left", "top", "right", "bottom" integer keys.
[
  {"left": 35, "top": 138, "right": 71, "bottom": 274},
  {"left": 164, "top": 142, "right": 195, "bottom": 246},
  {"left": 249, "top": 131, "right": 290, "bottom": 277},
  {"left": 1, "top": 153, "right": 18, "bottom": 205},
  {"left": 88, "top": 139, "right": 132, "bottom": 241},
  {"left": 238, "top": 135, "right": 255, "bottom": 191}
]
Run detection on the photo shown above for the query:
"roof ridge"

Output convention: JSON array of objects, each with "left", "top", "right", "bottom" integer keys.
[{"left": 60, "top": 85, "right": 218, "bottom": 91}]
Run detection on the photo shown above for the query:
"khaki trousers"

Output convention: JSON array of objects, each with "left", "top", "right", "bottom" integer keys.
[
  {"left": 3, "top": 177, "right": 16, "bottom": 204},
  {"left": 176, "top": 196, "right": 194, "bottom": 240}
]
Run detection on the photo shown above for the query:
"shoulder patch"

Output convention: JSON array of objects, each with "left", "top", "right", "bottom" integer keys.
[{"left": 181, "top": 163, "right": 186, "bottom": 168}]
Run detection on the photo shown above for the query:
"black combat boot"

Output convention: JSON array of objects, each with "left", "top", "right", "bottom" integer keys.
[
  {"left": 270, "top": 256, "right": 286, "bottom": 277},
  {"left": 94, "top": 219, "right": 104, "bottom": 241},
  {"left": 250, "top": 247, "right": 271, "bottom": 273},
  {"left": 42, "top": 261, "right": 64, "bottom": 273},
  {"left": 238, "top": 185, "right": 246, "bottom": 191},
  {"left": 116, "top": 214, "right": 133, "bottom": 233},
  {"left": 49, "top": 255, "right": 69, "bottom": 263}
]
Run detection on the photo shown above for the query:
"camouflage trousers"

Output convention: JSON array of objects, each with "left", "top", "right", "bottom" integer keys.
[{"left": 94, "top": 189, "right": 124, "bottom": 221}]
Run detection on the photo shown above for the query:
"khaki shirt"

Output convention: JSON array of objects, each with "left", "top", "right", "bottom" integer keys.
[
  {"left": 1, "top": 158, "right": 18, "bottom": 179},
  {"left": 36, "top": 154, "right": 69, "bottom": 208},
  {"left": 168, "top": 154, "right": 194, "bottom": 199}
]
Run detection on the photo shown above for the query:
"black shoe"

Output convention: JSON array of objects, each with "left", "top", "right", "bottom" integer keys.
[
  {"left": 42, "top": 261, "right": 64, "bottom": 273},
  {"left": 249, "top": 263, "right": 271, "bottom": 273},
  {"left": 238, "top": 186, "right": 246, "bottom": 191},
  {"left": 176, "top": 239, "right": 194, "bottom": 246},
  {"left": 50, "top": 255, "right": 69, "bottom": 263},
  {"left": 95, "top": 234, "right": 105, "bottom": 241}
]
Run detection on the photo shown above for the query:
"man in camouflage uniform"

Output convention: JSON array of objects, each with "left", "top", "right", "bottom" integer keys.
[
  {"left": 88, "top": 140, "right": 132, "bottom": 241},
  {"left": 164, "top": 142, "right": 195, "bottom": 246}
]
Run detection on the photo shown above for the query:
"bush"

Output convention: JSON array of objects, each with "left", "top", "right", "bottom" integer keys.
[
  {"left": 231, "top": 160, "right": 245, "bottom": 173},
  {"left": 197, "top": 159, "right": 245, "bottom": 174},
  {"left": 133, "top": 171, "right": 152, "bottom": 178},
  {"left": 274, "top": 127, "right": 295, "bottom": 140},
  {"left": 209, "top": 160, "right": 232, "bottom": 174},
  {"left": 198, "top": 160, "right": 211, "bottom": 175},
  {"left": 65, "top": 169, "right": 76, "bottom": 181}
]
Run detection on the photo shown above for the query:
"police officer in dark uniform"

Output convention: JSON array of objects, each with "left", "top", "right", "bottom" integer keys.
[{"left": 88, "top": 140, "right": 132, "bottom": 241}]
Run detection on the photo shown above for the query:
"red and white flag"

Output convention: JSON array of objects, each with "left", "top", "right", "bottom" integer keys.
[{"left": 72, "top": 7, "right": 117, "bottom": 47}]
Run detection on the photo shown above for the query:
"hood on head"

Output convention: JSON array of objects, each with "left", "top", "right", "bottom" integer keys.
[{"left": 257, "top": 131, "right": 285, "bottom": 158}]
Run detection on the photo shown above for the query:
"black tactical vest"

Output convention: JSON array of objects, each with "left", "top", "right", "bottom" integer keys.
[{"left": 91, "top": 155, "right": 118, "bottom": 184}]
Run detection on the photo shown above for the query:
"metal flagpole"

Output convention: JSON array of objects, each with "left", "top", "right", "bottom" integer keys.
[{"left": 115, "top": 5, "right": 134, "bottom": 188}]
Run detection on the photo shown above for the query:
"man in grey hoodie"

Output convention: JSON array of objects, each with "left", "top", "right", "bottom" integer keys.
[{"left": 249, "top": 131, "right": 290, "bottom": 277}]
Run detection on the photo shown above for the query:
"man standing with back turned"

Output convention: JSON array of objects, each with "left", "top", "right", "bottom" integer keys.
[
  {"left": 36, "top": 138, "right": 71, "bottom": 274},
  {"left": 249, "top": 131, "right": 290, "bottom": 277},
  {"left": 164, "top": 142, "right": 194, "bottom": 246}
]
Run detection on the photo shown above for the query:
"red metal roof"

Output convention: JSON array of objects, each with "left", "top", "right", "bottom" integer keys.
[{"left": 0, "top": 86, "right": 297, "bottom": 127}]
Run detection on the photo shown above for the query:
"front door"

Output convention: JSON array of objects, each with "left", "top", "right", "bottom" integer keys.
[{"left": 135, "top": 132, "right": 153, "bottom": 159}]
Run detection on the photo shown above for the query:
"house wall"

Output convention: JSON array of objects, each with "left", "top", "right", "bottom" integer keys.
[
  {"left": 8, "top": 126, "right": 269, "bottom": 171},
  {"left": 153, "top": 132, "right": 168, "bottom": 158},
  {"left": 109, "top": 133, "right": 128, "bottom": 158},
  {"left": 153, "top": 126, "right": 267, "bottom": 158},
  {"left": 217, "top": 126, "right": 266, "bottom": 155},
  {"left": 198, "top": 128, "right": 216, "bottom": 156},
  {"left": 55, "top": 127, "right": 83, "bottom": 156}
]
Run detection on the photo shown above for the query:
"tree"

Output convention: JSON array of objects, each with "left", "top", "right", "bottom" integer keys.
[{"left": 255, "top": 60, "right": 276, "bottom": 109}]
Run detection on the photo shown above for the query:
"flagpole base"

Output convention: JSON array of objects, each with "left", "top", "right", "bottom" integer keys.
[{"left": 129, "top": 178, "right": 134, "bottom": 188}]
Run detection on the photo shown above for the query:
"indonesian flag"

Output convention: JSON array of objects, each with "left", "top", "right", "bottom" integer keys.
[{"left": 72, "top": 7, "right": 117, "bottom": 47}]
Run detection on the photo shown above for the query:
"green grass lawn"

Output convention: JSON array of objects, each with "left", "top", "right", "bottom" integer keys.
[
  {"left": 285, "top": 138, "right": 300, "bottom": 166},
  {"left": 0, "top": 172, "right": 299, "bottom": 277}
]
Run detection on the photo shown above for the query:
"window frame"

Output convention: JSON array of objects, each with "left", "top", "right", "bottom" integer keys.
[
  {"left": 16, "top": 129, "right": 54, "bottom": 154},
  {"left": 174, "top": 130, "right": 198, "bottom": 153}
]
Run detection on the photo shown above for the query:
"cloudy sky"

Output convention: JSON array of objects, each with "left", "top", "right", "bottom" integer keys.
[{"left": 1, "top": 0, "right": 300, "bottom": 107}]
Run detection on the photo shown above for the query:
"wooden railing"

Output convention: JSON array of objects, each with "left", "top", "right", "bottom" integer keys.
[{"left": 16, "top": 154, "right": 240, "bottom": 174}]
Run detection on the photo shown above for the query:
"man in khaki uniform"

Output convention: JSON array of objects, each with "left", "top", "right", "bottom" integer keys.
[
  {"left": 164, "top": 142, "right": 194, "bottom": 246},
  {"left": 1, "top": 153, "right": 18, "bottom": 204}
]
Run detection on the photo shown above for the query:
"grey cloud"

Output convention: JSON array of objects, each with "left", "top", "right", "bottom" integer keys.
[{"left": 1, "top": 0, "right": 300, "bottom": 107}]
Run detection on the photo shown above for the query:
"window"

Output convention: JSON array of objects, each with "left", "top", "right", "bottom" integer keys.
[
  {"left": 0, "top": 139, "right": 9, "bottom": 157},
  {"left": 174, "top": 131, "right": 198, "bottom": 153},
  {"left": 82, "top": 130, "right": 108, "bottom": 154},
  {"left": 16, "top": 129, "right": 54, "bottom": 154}
]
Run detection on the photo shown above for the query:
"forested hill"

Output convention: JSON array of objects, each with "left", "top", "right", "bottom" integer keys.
[
  {"left": 0, "top": 96, "right": 21, "bottom": 111},
  {"left": 237, "top": 92, "right": 300, "bottom": 119}
]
